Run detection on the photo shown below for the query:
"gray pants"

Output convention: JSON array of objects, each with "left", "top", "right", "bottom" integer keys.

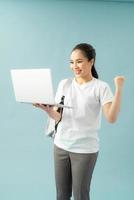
[{"left": 54, "top": 145, "right": 98, "bottom": 200}]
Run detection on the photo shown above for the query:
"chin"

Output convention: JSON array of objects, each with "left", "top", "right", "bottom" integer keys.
[
  {"left": 74, "top": 72, "right": 82, "bottom": 76},
  {"left": 75, "top": 74, "right": 84, "bottom": 78},
  {"left": 75, "top": 74, "right": 81, "bottom": 78}
]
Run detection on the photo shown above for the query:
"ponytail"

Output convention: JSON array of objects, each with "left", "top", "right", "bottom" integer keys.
[{"left": 91, "top": 64, "right": 98, "bottom": 79}]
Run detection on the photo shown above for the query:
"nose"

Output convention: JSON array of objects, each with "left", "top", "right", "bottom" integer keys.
[{"left": 72, "top": 62, "right": 79, "bottom": 69}]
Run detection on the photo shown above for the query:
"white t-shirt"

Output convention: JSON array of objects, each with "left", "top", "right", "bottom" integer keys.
[{"left": 54, "top": 77, "right": 113, "bottom": 153}]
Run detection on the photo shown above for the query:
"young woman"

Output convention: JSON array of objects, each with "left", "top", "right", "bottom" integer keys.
[{"left": 34, "top": 43, "right": 125, "bottom": 200}]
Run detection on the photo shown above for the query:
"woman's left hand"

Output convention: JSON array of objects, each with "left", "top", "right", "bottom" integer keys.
[{"left": 114, "top": 76, "right": 125, "bottom": 90}]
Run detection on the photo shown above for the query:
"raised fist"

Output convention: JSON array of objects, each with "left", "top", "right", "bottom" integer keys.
[{"left": 114, "top": 76, "right": 125, "bottom": 89}]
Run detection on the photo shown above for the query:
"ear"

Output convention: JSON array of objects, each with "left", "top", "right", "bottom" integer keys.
[
  {"left": 88, "top": 58, "right": 94, "bottom": 67},
  {"left": 90, "top": 58, "right": 94, "bottom": 66}
]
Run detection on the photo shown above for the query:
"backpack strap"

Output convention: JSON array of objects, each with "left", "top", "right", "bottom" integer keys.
[
  {"left": 62, "top": 78, "right": 73, "bottom": 96},
  {"left": 55, "top": 78, "right": 72, "bottom": 132},
  {"left": 45, "top": 78, "right": 73, "bottom": 138}
]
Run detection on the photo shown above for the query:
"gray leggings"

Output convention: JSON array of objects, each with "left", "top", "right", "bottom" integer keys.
[{"left": 54, "top": 145, "right": 98, "bottom": 200}]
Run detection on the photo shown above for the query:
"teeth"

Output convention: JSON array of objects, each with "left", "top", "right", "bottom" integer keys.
[{"left": 75, "top": 70, "right": 81, "bottom": 74}]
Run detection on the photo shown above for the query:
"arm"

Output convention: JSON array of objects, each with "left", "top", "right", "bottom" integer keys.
[
  {"left": 33, "top": 104, "right": 61, "bottom": 123},
  {"left": 103, "top": 76, "right": 125, "bottom": 123}
]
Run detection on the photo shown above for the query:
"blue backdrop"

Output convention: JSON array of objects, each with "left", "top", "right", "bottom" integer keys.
[{"left": 0, "top": 0, "right": 133, "bottom": 199}]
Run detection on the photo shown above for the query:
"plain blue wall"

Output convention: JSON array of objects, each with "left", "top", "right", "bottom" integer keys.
[{"left": 0, "top": 0, "right": 133, "bottom": 200}]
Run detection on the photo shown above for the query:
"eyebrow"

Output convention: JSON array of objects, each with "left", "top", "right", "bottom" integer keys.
[{"left": 70, "top": 59, "right": 83, "bottom": 62}]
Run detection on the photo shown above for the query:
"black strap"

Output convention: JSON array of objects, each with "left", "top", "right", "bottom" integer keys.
[{"left": 55, "top": 95, "right": 65, "bottom": 132}]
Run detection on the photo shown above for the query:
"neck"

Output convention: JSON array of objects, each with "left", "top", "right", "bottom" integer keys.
[{"left": 75, "top": 75, "right": 93, "bottom": 84}]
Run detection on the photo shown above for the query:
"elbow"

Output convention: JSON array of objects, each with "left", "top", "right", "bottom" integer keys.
[
  {"left": 107, "top": 111, "right": 120, "bottom": 123},
  {"left": 107, "top": 116, "right": 117, "bottom": 123}
]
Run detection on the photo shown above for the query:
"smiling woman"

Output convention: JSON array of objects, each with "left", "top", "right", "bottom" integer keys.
[
  {"left": 70, "top": 43, "right": 98, "bottom": 80},
  {"left": 34, "top": 43, "right": 125, "bottom": 200}
]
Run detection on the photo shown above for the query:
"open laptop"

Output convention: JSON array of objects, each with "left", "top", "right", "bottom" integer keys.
[{"left": 10, "top": 68, "right": 72, "bottom": 108}]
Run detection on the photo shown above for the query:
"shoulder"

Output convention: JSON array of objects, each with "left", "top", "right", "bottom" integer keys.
[
  {"left": 58, "top": 77, "right": 73, "bottom": 87},
  {"left": 94, "top": 78, "right": 110, "bottom": 89}
]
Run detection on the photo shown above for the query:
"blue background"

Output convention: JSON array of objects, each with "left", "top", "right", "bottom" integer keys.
[{"left": 0, "top": 0, "right": 133, "bottom": 199}]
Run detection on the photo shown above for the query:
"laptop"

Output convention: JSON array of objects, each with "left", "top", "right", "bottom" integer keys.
[{"left": 10, "top": 68, "right": 72, "bottom": 108}]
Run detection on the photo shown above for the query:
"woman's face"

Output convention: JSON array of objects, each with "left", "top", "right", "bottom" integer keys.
[{"left": 70, "top": 49, "right": 94, "bottom": 78}]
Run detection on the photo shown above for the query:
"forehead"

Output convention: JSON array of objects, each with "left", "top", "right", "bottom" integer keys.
[{"left": 70, "top": 49, "right": 85, "bottom": 60}]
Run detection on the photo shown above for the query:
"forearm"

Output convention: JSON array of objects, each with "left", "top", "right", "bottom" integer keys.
[
  {"left": 47, "top": 109, "right": 61, "bottom": 123},
  {"left": 33, "top": 104, "right": 61, "bottom": 123},
  {"left": 108, "top": 88, "right": 123, "bottom": 122}
]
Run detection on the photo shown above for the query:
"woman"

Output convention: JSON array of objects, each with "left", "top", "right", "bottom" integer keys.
[{"left": 34, "top": 43, "right": 125, "bottom": 200}]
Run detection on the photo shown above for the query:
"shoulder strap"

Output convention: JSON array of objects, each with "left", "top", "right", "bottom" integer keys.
[
  {"left": 46, "top": 78, "right": 73, "bottom": 138},
  {"left": 62, "top": 78, "right": 73, "bottom": 95},
  {"left": 55, "top": 78, "right": 73, "bottom": 133}
]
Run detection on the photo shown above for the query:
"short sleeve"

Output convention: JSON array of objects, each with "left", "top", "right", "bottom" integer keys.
[
  {"left": 55, "top": 79, "right": 67, "bottom": 104},
  {"left": 99, "top": 82, "right": 114, "bottom": 106}
]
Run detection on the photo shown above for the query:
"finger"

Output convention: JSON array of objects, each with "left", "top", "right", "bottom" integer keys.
[
  {"left": 39, "top": 104, "right": 49, "bottom": 111},
  {"left": 33, "top": 103, "right": 39, "bottom": 107}
]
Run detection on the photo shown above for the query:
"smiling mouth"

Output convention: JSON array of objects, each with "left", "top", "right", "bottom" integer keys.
[{"left": 74, "top": 69, "right": 82, "bottom": 74}]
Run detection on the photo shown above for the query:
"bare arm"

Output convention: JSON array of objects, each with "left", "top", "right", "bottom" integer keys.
[
  {"left": 103, "top": 76, "right": 125, "bottom": 123},
  {"left": 33, "top": 104, "right": 61, "bottom": 123}
]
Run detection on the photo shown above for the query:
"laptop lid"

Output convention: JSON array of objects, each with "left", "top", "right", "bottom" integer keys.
[{"left": 11, "top": 68, "right": 55, "bottom": 105}]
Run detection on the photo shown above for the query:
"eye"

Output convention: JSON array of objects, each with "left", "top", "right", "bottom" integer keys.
[
  {"left": 70, "top": 61, "right": 73, "bottom": 64},
  {"left": 77, "top": 60, "right": 83, "bottom": 63}
]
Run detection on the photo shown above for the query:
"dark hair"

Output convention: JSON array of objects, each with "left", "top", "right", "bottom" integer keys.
[{"left": 72, "top": 43, "right": 99, "bottom": 79}]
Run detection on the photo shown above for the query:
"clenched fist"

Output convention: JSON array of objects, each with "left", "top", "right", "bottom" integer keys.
[{"left": 114, "top": 76, "right": 125, "bottom": 90}]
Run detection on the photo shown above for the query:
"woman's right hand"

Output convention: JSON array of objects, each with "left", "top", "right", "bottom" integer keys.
[
  {"left": 33, "top": 103, "right": 53, "bottom": 113},
  {"left": 33, "top": 103, "right": 61, "bottom": 122}
]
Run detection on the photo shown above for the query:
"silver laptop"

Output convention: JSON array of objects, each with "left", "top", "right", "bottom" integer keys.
[{"left": 10, "top": 68, "right": 71, "bottom": 108}]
